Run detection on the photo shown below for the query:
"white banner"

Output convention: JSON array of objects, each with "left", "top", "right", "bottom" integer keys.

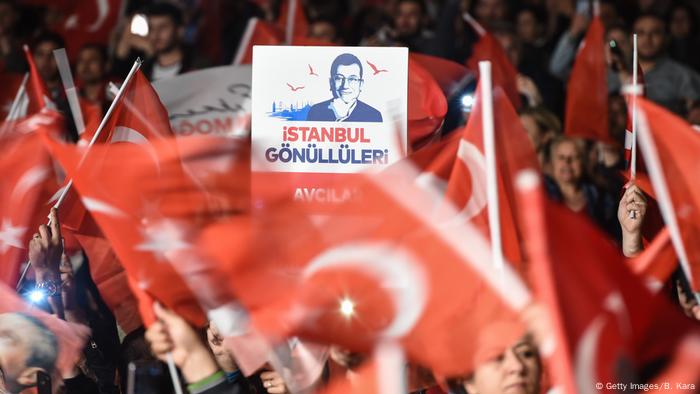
[
  {"left": 153, "top": 65, "right": 252, "bottom": 138},
  {"left": 251, "top": 46, "right": 408, "bottom": 174}
]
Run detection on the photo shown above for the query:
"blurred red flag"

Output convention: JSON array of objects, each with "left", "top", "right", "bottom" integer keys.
[
  {"left": 407, "top": 59, "right": 448, "bottom": 149},
  {"left": 636, "top": 97, "right": 700, "bottom": 291},
  {"left": 276, "top": 0, "right": 308, "bottom": 43},
  {"left": 0, "top": 111, "right": 63, "bottom": 285},
  {"left": 0, "top": 281, "right": 89, "bottom": 376},
  {"left": 202, "top": 163, "right": 531, "bottom": 378},
  {"left": 23, "top": 46, "right": 55, "bottom": 115},
  {"left": 564, "top": 16, "right": 609, "bottom": 142},
  {"left": 233, "top": 18, "right": 335, "bottom": 65},
  {"left": 415, "top": 82, "right": 537, "bottom": 270},
  {"left": 517, "top": 171, "right": 697, "bottom": 394},
  {"left": 234, "top": 19, "right": 285, "bottom": 65},
  {"left": 464, "top": 17, "right": 521, "bottom": 109},
  {"left": 62, "top": 69, "right": 174, "bottom": 232},
  {"left": 56, "top": 0, "right": 123, "bottom": 60},
  {"left": 43, "top": 133, "right": 249, "bottom": 327},
  {"left": 82, "top": 69, "right": 173, "bottom": 143},
  {"left": 71, "top": 213, "right": 143, "bottom": 333},
  {"left": 627, "top": 228, "right": 677, "bottom": 293},
  {"left": 410, "top": 52, "right": 471, "bottom": 99}
]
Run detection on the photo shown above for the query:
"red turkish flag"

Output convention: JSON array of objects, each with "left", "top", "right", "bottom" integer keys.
[
  {"left": 636, "top": 97, "right": 700, "bottom": 291},
  {"left": 564, "top": 16, "right": 609, "bottom": 142},
  {"left": 71, "top": 213, "right": 143, "bottom": 333},
  {"left": 276, "top": 0, "right": 308, "bottom": 42},
  {"left": 407, "top": 59, "right": 448, "bottom": 149},
  {"left": 0, "top": 281, "right": 89, "bottom": 376},
  {"left": 410, "top": 53, "right": 471, "bottom": 99},
  {"left": 233, "top": 18, "right": 334, "bottom": 65},
  {"left": 234, "top": 19, "right": 284, "bottom": 65},
  {"left": 43, "top": 133, "right": 249, "bottom": 327},
  {"left": 83, "top": 69, "right": 174, "bottom": 143},
  {"left": 415, "top": 82, "right": 537, "bottom": 270},
  {"left": 57, "top": 0, "right": 123, "bottom": 60},
  {"left": 627, "top": 228, "right": 677, "bottom": 292},
  {"left": 61, "top": 69, "right": 174, "bottom": 231},
  {"left": 0, "top": 111, "right": 63, "bottom": 285},
  {"left": 23, "top": 46, "right": 55, "bottom": 116},
  {"left": 465, "top": 23, "right": 521, "bottom": 109},
  {"left": 201, "top": 163, "right": 531, "bottom": 378},
  {"left": 517, "top": 172, "right": 697, "bottom": 394}
]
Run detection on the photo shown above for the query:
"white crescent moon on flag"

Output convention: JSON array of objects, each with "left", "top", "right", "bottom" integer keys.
[
  {"left": 574, "top": 315, "right": 606, "bottom": 394},
  {"left": 415, "top": 139, "right": 487, "bottom": 222},
  {"left": 12, "top": 166, "right": 50, "bottom": 202},
  {"left": 303, "top": 242, "right": 428, "bottom": 339},
  {"left": 88, "top": 0, "right": 110, "bottom": 32},
  {"left": 111, "top": 126, "right": 160, "bottom": 170}
]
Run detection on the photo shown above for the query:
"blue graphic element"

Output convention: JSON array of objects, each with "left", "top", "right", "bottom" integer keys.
[{"left": 268, "top": 100, "right": 312, "bottom": 120}]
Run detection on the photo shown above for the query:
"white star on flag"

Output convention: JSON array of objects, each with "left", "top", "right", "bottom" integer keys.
[
  {"left": 135, "top": 219, "right": 191, "bottom": 261},
  {"left": 0, "top": 218, "right": 27, "bottom": 254}
]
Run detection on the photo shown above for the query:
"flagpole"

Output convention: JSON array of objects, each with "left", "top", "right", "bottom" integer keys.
[
  {"left": 376, "top": 341, "right": 407, "bottom": 394},
  {"left": 284, "top": 0, "right": 297, "bottom": 45},
  {"left": 4, "top": 72, "right": 28, "bottom": 121},
  {"left": 53, "top": 48, "right": 86, "bottom": 135},
  {"left": 165, "top": 353, "right": 184, "bottom": 394},
  {"left": 0, "top": 72, "right": 29, "bottom": 135},
  {"left": 635, "top": 107, "right": 700, "bottom": 303},
  {"left": 479, "top": 61, "right": 504, "bottom": 275},
  {"left": 232, "top": 18, "right": 257, "bottom": 65},
  {"left": 630, "top": 33, "right": 638, "bottom": 180},
  {"left": 53, "top": 58, "right": 143, "bottom": 210}
]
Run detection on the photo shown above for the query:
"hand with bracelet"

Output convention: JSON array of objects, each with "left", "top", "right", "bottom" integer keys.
[{"left": 27, "top": 208, "right": 65, "bottom": 317}]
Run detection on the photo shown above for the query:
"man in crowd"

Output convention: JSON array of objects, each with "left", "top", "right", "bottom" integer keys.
[
  {"left": 0, "top": 0, "right": 23, "bottom": 73},
  {"left": 75, "top": 43, "right": 110, "bottom": 108},
  {"left": 0, "top": 312, "right": 58, "bottom": 394},
  {"left": 635, "top": 13, "right": 700, "bottom": 114},
  {"left": 113, "top": 3, "right": 208, "bottom": 81},
  {"left": 31, "top": 31, "right": 64, "bottom": 100}
]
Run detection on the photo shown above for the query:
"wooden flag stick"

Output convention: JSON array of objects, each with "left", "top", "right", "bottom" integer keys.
[{"left": 479, "top": 61, "right": 504, "bottom": 274}]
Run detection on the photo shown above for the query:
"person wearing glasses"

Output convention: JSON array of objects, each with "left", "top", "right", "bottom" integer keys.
[{"left": 306, "top": 53, "right": 383, "bottom": 122}]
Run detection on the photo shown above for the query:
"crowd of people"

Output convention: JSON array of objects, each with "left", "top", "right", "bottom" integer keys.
[{"left": 2, "top": 0, "right": 700, "bottom": 393}]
